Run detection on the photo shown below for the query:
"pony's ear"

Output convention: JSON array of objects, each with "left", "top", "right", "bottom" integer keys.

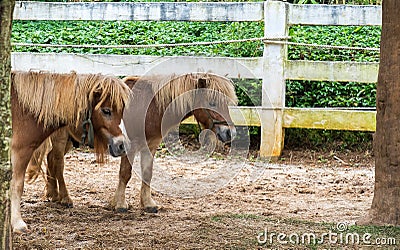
[
  {"left": 122, "top": 76, "right": 140, "bottom": 89},
  {"left": 198, "top": 78, "right": 207, "bottom": 88}
]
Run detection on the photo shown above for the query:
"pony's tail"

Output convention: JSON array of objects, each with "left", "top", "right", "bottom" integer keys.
[{"left": 25, "top": 138, "right": 52, "bottom": 184}]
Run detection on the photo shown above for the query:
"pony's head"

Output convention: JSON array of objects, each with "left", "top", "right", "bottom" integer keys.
[
  {"left": 191, "top": 76, "right": 237, "bottom": 143},
  {"left": 81, "top": 74, "right": 132, "bottom": 159},
  {"left": 148, "top": 72, "right": 238, "bottom": 143},
  {"left": 12, "top": 71, "right": 132, "bottom": 160}
]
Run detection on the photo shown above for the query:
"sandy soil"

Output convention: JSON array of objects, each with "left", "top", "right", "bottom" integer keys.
[{"left": 13, "top": 148, "right": 376, "bottom": 249}]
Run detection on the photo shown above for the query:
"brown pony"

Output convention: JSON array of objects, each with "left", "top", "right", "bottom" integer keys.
[
  {"left": 11, "top": 71, "right": 131, "bottom": 234},
  {"left": 26, "top": 73, "right": 237, "bottom": 214}
]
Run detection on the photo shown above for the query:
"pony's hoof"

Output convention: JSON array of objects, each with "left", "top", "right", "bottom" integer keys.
[
  {"left": 46, "top": 194, "right": 59, "bottom": 203},
  {"left": 59, "top": 197, "right": 74, "bottom": 208},
  {"left": 13, "top": 221, "right": 30, "bottom": 234},
  {"left": 115, "top": 207, "right": 129, "bottom": 213},
  {"left": 144, "top": 206, "right": 158, "bottom": 213},
  {"left": 59, "top": 202, "right": 74, "bottom": 208},
  {"left": 13, "top": 227, "right": 31, "bottom": 235}
]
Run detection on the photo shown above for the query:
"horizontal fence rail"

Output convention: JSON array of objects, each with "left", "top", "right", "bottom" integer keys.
[
  {"left": 14, "top": 1, "right": 381, "bottom": 25},
  {"left": 12, "top": 1, "right": 381, "bottom": 157},
  {"left": 288, "top": 4, "right": 381, "bottom": 26},
  {"left": 11, "top": 52, "right": 264, "bottom": 79},
  {"left": 286, "top": 60, "right": 379, "bottom": 83},
  {"left": 283, "top": 108, "right": 376, "bottom": 131},
  {"left": 11, "top": 53, "right": 379, "bottom": 83},
  {"left": 182, "top": 108, "right": 376, "bottom": 131},
  {"left": 14, "top": 1, "right": 264, "bottom": 21}
]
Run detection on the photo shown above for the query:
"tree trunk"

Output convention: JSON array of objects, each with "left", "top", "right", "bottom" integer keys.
[
  {"left": 0, "top": 0, "right": 15, "bottom": 248},
  {"left": 358, "top": 0, "right": 400, "bottom": 226}
]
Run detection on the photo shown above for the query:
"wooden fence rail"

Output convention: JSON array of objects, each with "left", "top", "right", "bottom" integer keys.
[{"left": 11, "top": 1, "right": 381, "bottom": 157}]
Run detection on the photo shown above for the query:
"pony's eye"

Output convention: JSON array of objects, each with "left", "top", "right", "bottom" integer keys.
[
  {"left": 101, "top": 108, "right": 112, "bottom": 116},
  {"left": 209, "top": 101, "right": 216, "bottom": 107}
]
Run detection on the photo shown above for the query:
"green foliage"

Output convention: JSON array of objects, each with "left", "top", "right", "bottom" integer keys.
[
  {"left": 234, "top": 79, "right": 262, "bottom": 106},
  {"left": 289, "top": 26, "right": 381, "bottom": 62},
  {"left": 286, "top": 80, "right": 376, "bottom": 108},
  {"left": 285, "top": 129, "right": 373, "bottom": 151},
  {"left": 12, "top": 20, "right": 263, "bottom": 57}
]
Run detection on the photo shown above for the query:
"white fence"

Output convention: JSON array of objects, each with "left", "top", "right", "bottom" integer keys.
[{"left": 12, "top": 1, "right": 381, "bottom": 157}]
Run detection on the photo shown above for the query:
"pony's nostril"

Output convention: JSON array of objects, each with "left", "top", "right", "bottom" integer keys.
[
  {"left": 227, "top": 130, "right": 231, "bottom": 141},
  {"left": 118, "top": 142, "right": 125, "bottom": 152}
]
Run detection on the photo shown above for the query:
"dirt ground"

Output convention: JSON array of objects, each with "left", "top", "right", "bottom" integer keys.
[{"left": 13, "top": 146, "right": 379, "bottom": 249}]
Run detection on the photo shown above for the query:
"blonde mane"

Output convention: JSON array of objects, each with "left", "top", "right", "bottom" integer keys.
[
  {"left": 12, "top": 71, "right": 131, "bottom": 128},
  {"left": 137, "top": 73, "right": 237, "bottom": 114}
]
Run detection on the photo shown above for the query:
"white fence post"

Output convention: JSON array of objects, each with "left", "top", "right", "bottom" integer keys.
[{"left": 260, "top": 0, "right": 288, "bottom": 159}]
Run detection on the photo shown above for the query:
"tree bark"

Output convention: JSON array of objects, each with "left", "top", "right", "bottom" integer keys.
[
  {"left": 358, "top": 0, "right": 400, "bottom": 226},
  {"left": 0, "top": 0, "right": 15, "bottom": 248}
]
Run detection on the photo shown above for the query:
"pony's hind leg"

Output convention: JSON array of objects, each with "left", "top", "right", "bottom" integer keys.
[
  {"left": 112, "top": 155, "right": 132, "bottom": 212},
  {"left": 140, "top": 148, "right": 159, "bottom": 213},
  {"left": 26, "top": 145, "right": 46, "bottom": 184}
]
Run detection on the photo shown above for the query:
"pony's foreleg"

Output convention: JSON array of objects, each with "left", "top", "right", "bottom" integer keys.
[
  {"left": 140, "top": 148, "right": 158, "bottom": 213},
  {"left": 57, "top": 139, "right": 73, "bottom": 206},
  {"left": 47, "top": 129, "right": 72, "bottom": 207},
  {"left": 112, "top": 155, "right": 132, "bottom": 212},
  {"left": 11, "top": 145, "right": 35, "bottom": 234}
]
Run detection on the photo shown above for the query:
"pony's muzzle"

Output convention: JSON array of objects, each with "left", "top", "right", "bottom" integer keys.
[
  {"left": 109, "top": 135, "right": 130, "bottom": 157},
  {"left": 216, "top": 125, "right": 236, "bottom": 143}
]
